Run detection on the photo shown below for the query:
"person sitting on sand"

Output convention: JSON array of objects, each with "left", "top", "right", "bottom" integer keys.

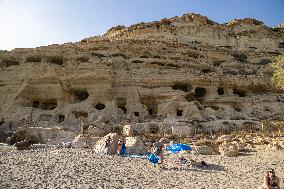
[
  {"left": 117, "top": 140, "right": 122, "bottom": 155},
  {"left": 154, "top": 145, "right": 164, "bottom": 164},
  {"left": 174, "top": 156, "right": 187, "bottom": 166},
  {"left": 259, "top": 169, "right": 280, "bottom": 189}
]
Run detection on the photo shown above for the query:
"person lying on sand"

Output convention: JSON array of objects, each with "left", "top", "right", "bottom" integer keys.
[
  {"left": 173, "top": 156, "right": 188, "bottom": 168},
  {"left": 258, "top": 169, "right": 280, "bottom": 189},
  {"left": 188, "top": 159, "right": 209, "bottom": 168}
]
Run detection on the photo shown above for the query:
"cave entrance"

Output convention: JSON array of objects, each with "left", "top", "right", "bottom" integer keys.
[
  {"left": 32, "top": 101, "right": 39, "bottom": 108},
  {"left": 233, "top": 89, "right": 246, "bottom": 97},
  {"left": 217, "top": 87, "right": 224, "bottom": 95},
  {"left": 95, "top": 103, "right": 105, "bottom": 110},
  {"left": 58, "top": 115, "right": 65, "bottom": 123},
  {"left": 117, "top": 98, "right": 127, "bottom": 114},
  {"left": 172, "top": 83, "right": 191, "bottom": 92},
  {"left": 194, "top": 87, "right": 207, "bottom": 98},
  {"left": 120, "top": 107, "right": 127, "bottom": 114},
  {"left": 32, "top": 99, "right": 57, "bottom": 110},
  {"left": 73, "top": 89, "right": 89, "bottom": 102},
  {"left": 134, "top": 112, "right": 139, "bottom": 117},
  {"left": 176, "top": 110, "right": 183, "bottom": 117},
  {"left": 148, "top": 109, "right": 153, "bottom": 116},
  {"left": 140, "top": 96, "right": 158, "bottom": 117},
  {"left": 41, "top": 100, "right": 57, "bottom": 110}
]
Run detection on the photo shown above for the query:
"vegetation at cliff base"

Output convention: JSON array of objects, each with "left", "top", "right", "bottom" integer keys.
[{"left": 271, "top": 54, "right": 284, "bottom": 90}]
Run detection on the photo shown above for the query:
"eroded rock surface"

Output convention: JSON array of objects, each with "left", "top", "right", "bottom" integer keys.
[{"left": 0, "top": 13, "right": 284, "bottom": 143}]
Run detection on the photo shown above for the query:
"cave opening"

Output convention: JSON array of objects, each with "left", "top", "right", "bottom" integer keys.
[
  {"left": 148, "top": 108, "right": 153, "bottom": 116},
  {"left": 134, "top": 112, "right": 140, "bottom": 117},
  {"left": 195, "top": 87, "right": 207, "bottom": 98},
  {"left": 172, "top": 83, "right": 191, "bottom": 92},
  {"left": 41, "top": 100, "right": 57, "bottom": 110},
  {"left": 176, "top": 110, "right": 183, "bottom": 117},
  {"left": 58, "top": 115, "right": 65, "bottom": 123},
  {"left": 217, "top": 87, "right": 224, "bottom": 95},
  {"left": 119, "top": 107, "right": 127, "bottom": 114},
  {"left": 201, "top": 69, "right": 212, "bottom": 73},
  {"left": 32, "top": 101, "right": 39, "bottom": 108},
  {"left": 117, "top": 98, "right": 127, "bottom": 114},
  {"left": 233, "top": 89, "right": 246, "bottom": 97},
  {"left": 95, "top": 103, "right": 105, "bottom": 110},
  {"left": 73, "top": 89, "right": 89, "bottom": 102},
  {"left": 140, "top": 96, "right": 158, "bottom": 117}
]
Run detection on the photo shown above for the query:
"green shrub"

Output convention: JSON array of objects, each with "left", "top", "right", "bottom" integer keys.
[
  {"left": 1, "top": 58, "right": 20, "bottom": 67},
  {"left": 232, "top": 52, "right": 248, "bottom": 63},
  {"left": 26, "top": 56, "right": 41, "bottom": 62},
  {"left": 259, "top": 58, "right": 272, "bottom": 65},
  {"left": 47, "top": 56, "right": 64, "bottom": 65},
  {"left": 76, "top": 56, "right": 89, "bottom": 62}
]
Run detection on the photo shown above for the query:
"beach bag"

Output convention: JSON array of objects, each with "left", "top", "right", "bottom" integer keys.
[{"left": 147, "top": 153, "right": 159, "bottom": 164}]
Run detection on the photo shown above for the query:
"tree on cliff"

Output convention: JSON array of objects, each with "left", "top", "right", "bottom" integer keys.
[{"left": 271, "top": 54, "right": 284, "bottom": 90}]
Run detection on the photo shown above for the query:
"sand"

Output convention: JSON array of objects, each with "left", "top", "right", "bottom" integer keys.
[{"left": 0, "top": 146, "right": 283, "bottom": 189}]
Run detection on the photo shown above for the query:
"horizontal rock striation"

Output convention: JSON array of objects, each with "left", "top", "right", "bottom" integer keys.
[{"left": 0, "top": 13, "right": 284, "bottom": 141}]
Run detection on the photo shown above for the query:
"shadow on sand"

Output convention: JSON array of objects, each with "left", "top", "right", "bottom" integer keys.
[{"left": 161, "top": 163, "right": 226, "bottom": 173}]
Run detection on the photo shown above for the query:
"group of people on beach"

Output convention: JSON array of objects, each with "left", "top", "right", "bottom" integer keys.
[{"left": 105, "top": 136, "right": 126, "bottom": 156}]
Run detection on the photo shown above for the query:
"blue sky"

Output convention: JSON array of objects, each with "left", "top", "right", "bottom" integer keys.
[{"left": 0, "top": 0, "right": 283, "bottom": 50}]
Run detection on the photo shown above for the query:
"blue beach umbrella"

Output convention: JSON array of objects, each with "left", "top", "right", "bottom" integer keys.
[{"left": 166, "top": 143, "right": 192, "bottom": 154}]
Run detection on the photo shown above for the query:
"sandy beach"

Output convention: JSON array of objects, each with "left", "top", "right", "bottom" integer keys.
[{"left": 0, "top": 146, "right": 283, "bottom": 189}]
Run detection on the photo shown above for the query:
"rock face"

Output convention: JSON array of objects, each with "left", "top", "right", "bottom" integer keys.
[
  {"left": 193, "top": 145, "right": 215, "bottom": 155},
  {"left": 125, "top": 137, "right": 148, "bottom": 154},
  {"left": 219, "top": 143, "right": 239, "bottom": 157},
  {"left": 0, "top": 13, "right": 284, "bottom": 143},
  {"left": 123, "top": 125, "right": 134, "bottom": 136},
  {"left": 71, "top": 134, "right": 87, "bottom": 148},
  {"left": 94, "top": 133, "right": 120, "bottom": 155}
]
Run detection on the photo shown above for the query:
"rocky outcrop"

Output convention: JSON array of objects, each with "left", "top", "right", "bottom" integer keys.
[
  {"left": 123, "top": 125, "right": 134, "bottom": 136},
  {"left": 193, "top": 145, "right": 215, "bottom": 155},
  {"left": 125, "top": 137, "right": 148, "bottom": 154},
  {"left": 219, "top": 143, "right": 239, "bottom": 157},
  {"left": 0, "top": 13, "right": 283, "bottom": 144},
  {"left": 94, "top": 133, "right": 121, "bottom": 155}
]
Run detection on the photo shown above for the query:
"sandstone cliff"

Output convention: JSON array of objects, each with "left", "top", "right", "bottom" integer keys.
[{"left": 0, "top": 13, "right": 284, "bottom": 141}]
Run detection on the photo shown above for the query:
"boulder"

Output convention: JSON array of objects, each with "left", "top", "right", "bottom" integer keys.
[
  {"left": 94, "top": 133, "right": 120, "bottom": 155},
  {"left": 123, "top": 125, "right": 134, "bottom": 136},
  {"left": 238, "top": 137, "right": 250, "bottom": 144},
  {"left": 236, "top": 143, "right": 246, "bottom": 151},
  {"left": 219, "top": 143, "right": 239, "bottom": 157},
  {"left": 252, "top": 137, "right": 267, "bottom": 145},
  {"left": 193, "top": 145, "right": 215, "bottom": 155},
  {"left": 125, "top": 137, "right": 148, "bottom": 155},
  {"left": 217, "top": 135, "right": 234, "bottom": 143},
  {"left": 72, "top": 134, "right": 87, "bottom": 148},
  {"left": 268, "top": 142, "right": 282, "bottom": 150},
  {"left": 87, "top": 136, "right": 101, "bottom": 146}
]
